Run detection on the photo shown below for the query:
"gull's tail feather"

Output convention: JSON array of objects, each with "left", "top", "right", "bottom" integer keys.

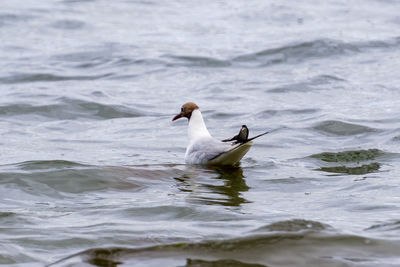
[{"left": 247, "top": 131, "right": 269, "bottom": 142}]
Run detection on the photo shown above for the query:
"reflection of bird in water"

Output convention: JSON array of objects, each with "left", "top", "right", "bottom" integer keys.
[
  {"left": 210, "top": 166, "right": 250, "bottom": 206},
  {"left": 174, "top": 165, "right": 250, "bottom": 207}
]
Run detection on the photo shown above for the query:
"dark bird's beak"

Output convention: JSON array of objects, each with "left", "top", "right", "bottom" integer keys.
[{"left": 172, "top": 112, "right": 183, "bottom": 121}]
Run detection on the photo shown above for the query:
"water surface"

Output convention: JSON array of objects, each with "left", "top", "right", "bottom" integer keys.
[{"left": 1, "top": 0, "right": 400, "bottom": 266}]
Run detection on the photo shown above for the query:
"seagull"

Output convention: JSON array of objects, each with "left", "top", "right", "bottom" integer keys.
[{"left": 172, "top": 102, "right": 268, "bottom": 165}]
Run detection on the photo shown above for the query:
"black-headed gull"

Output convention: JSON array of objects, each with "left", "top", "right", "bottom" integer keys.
[{"left": 172, "top": 102, "right": 268, "bottom": 165}]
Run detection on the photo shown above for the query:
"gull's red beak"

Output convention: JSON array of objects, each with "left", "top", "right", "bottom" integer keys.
[{"left": 172, "top": 112, "right": 183, "bottom": 121}]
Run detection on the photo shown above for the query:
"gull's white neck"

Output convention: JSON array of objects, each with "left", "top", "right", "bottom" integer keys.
[{"left": 188, "top": 109, "right": 211, "bottom": 142}]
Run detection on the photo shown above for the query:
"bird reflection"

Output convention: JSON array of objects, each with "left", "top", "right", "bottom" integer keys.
[{"left": 174, "top": 165, "right": 250, "bottom": 207}]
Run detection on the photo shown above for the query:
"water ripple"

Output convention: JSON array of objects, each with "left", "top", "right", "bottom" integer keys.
[
  {"left": 2, "top": 1, "right": 400, "bottom": 266},
  {"left": 253, "top": 219, "right": 329, "bottom": 232},
  {"left": 312, "top": 120, "right": 378, "bottom": 136},
  {"left": 165, "top": 55, "right": 231, "bottom": 68},
  {"left": 0, "top": 161, "right": 185, "bottom": 195},
  {"left": 366, "top": 220, "right": 400, "bottom": 232},
  {"left": 0, "top": 73, "right": 112, "bottom": 84},
  {"left": 163, "top": 37, "right": 400, "bottom": 68},
  {"left": 233, "top": 39, "right": 359, "bottom": 66},
  {"left": 310, "top": 149, "right": 384, "bottom": 163},
  {"left": 317, "top": 163, "right": 381, "bottom": 175},
  {"left": 268, "top": 75, "right": 346, "bottom": 93},
  {"left": 0, "top": 13, "right": 36, "bottom": 27},
  {"left": 0, "top": 97, "right": 145, "bottom": 120},
  {"left": 49, "top": 227, "right": 400, "bottom": 267},
  {"left": 309, "top": 149, "right": 391, "bottom": 175},
  {"left": 50, "top": 19, "right": 85, "bottom": 30}
]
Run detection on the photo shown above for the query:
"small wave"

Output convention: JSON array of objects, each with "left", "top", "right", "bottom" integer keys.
[
  {"left": 53, "top": 49, "right": 116, "bottom": 69},
  {"left": 62, "top": 0, "right": 97, "bottom": 3},
  {"left": 256, "top": 108, "right": 319, "bottom": 118},
  {"left": 165, "top": 55, "right": 231, "bottom": 67},
  {"left": 253, "top": 219, "right": 329, "bottom": 232},
  {"left": 317, "top": 162, "right": 380, "bottom": 175},
  {"left": 0, "top": 165, "right": 136, "bottom": 194},
  {"left": 0, "top": 162, "right": 185, "bottom": 195},
  {"left": 184, "top": 258, "right": 265, "bottom": 267},
  {"left": 310, "top": 149, "right": 384, "bottom": 175},
  {"left": 0, "top": 97, "right": 145, "bottom": 120},
  {"left": 233, "top": 39, "right": 359, "bottom": 67},
  {"left": 51, "top": 49, "right": 167, "bottom": 74},
  {"left": 50, "top": 19, "right": 85, "bottom": 30},
  {"left": 49, "top": 229, "right": 400, "bottom": 267},
  {"left": 310, "top": 149, "right": 384, "bottom": 163},
  {"left": 16, "top": 160, "right": 89, "bottom": 171},
  {"left": 312, "top": 120, "right": 378, "bottom": 136},
  {"left": 0, "top": 73, "right": 112, "bottom": 84},
  {"left": 233, "top": 37, "right": 400, "bottom": 68},
  {"left": 165, "top": 37, "right": 400, "bottom": 69},
  {"left": 111, "top": 57, "right": 165, "bottom": 68},
  {"left": 54, "top": 50, "right": 112, "bottom": 62},
  {"left": 0, "top": 211, "right": 15, "bottom": 218},
  {"left": 355, "top": 36, "right": 400, "bottom": 50},
  {"left": 0, "top": 13, "right": 35, "bottom": 27},
  {"left": 366, "top": 220, "right": 400, "bottom": 232},
  {"left": 268, "top": 75, "right": 346, "bottom": 93}
]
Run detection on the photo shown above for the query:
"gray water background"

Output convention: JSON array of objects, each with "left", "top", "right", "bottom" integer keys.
[{"left": 1, "top": 0, "right": 400, "bottom": 266}]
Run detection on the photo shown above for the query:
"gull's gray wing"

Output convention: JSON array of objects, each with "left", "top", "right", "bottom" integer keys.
[{"left": 185, "top": 137, "right": 234, "bottom": 164}]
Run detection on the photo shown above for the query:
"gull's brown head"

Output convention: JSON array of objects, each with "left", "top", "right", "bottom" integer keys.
[{"left": 172, "top": 102, "right": 199, "bottom": 121}]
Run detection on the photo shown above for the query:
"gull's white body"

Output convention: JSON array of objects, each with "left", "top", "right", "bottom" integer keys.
[{"left": 184, "top": 109, "right": 253, "bottom": 165}]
